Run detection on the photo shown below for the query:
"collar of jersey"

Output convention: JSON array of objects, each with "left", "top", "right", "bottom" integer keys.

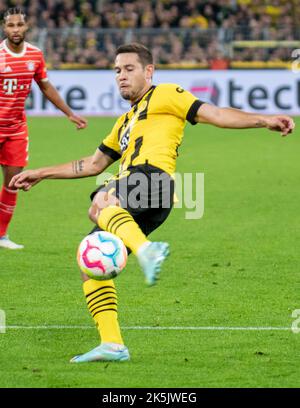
[
  {"left": 131, "top": 85, "right": 156, "bottom": 108},
  {"left": 3, "top": 39, "right": 27, "bottom": 57}
]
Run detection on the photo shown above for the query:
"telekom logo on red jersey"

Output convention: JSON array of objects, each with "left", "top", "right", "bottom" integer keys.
[{"left": 3, "top": 78, "right": 18, "bottom": 95}]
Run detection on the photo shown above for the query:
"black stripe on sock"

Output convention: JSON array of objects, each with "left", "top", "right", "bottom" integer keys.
[
  {"left": 110, "top": 218, "right": 133, "bottom": 235},
  {"left": 86, "top": 291, "right": 117, "bottom": 306},
  {"left": 89, "top": 297, "right": 118, "bottom": 313},
  {"left": 93, "top": 308, "right": 118, "bottom": 318},
  {"left": 108, "top": 214, "right": 132, "bottom": 233},
  {"left": 107, "top": 211, "right": 127, "bottom": 231},
  {"left": 112, "top": 219, "right": 133, "bottom": 235},
  {"left": 91, "top": 302, "right": 118, "bottom": 317},
  {"left": 85, "top": 286, "right": 115, "bottom": 299}
]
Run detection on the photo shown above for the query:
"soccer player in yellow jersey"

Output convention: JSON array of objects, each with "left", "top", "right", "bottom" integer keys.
[{"left": 10, "top": 43, "right": 295, "bottom": 363}]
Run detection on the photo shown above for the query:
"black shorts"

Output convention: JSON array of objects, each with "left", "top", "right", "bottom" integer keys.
[{"left": 89, "top": 163, "right": 174, "bottom": 237}]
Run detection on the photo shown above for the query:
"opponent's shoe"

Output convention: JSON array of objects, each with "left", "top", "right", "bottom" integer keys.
[
  {"left": 0, "top": 235, "right": 24, "bottom": 250},
  {"left": 137, "top": 241, "right": 170, "bottom": 286},
  {"left": 70, "top": 343, "right": 130, "bottom": 363}
]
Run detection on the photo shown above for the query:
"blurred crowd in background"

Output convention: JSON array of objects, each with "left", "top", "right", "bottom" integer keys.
[{"left": 1, "top": 0, "right": 299, "bottom": 69}]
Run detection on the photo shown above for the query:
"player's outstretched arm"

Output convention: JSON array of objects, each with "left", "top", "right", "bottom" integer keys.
[
  {"left": 194, "top": 103, "right": 295, "bottom": 137},
  {"left": 9, "top": 149, "right": 114, "bottom": 191},
  {"left": 37, "top": 80, "right": 88, "bottom": 130}
]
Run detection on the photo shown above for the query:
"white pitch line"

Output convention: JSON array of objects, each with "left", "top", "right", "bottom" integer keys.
[
  {"left": 0, "top": 325, "right": 292, "bottom": 331},
  {"left": 125, "top": 326, "right": 292, "bottom": 331}
]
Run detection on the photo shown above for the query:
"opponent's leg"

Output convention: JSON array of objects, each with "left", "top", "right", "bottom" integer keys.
[{"left": 0, "top": 165, "right": 24, "bottom": 249}]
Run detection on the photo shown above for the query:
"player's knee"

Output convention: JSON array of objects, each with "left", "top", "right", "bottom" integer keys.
[
  {"left": 88, "top": 204, "right": 100, "bottom": 224},
  {"left": 89, "top": 191, "right": 120, "bottom": 224},
  {"left": 95, "top": 190, "right": 120, "bottom": 209}
]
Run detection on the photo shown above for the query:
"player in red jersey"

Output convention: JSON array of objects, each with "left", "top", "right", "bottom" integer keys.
[{"left": 0, "top": 7, "right": 87, "bottom": 249}]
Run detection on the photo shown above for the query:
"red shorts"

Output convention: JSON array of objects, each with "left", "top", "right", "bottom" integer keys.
[{"left": 0, "top": 123, "right": 29, "bottom": 167}]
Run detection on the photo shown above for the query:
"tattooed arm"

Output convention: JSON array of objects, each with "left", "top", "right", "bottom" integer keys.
[{"left": 9, "top": 149, "right": 114, "bottom": 191}]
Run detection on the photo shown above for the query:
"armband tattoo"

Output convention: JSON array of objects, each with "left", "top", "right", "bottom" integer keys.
[{"left": 72, "top": 159, "right": 84, "bottom": 174}]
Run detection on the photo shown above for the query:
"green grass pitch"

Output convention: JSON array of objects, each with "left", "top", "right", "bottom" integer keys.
[{"left": 1, "top": 116, "right": 300, "bottom": 388}]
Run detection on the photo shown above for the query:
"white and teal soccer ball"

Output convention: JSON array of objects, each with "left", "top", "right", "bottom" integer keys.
[{"left": 77, "top": 231, "right": 127, "bottom": 280}]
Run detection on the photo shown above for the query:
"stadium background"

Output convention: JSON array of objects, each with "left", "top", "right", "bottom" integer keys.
[{"left": 1, "top": 0, "right": 300, "bottom": 389}]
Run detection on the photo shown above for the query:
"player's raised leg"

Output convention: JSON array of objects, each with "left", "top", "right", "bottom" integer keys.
[
  {"left": 0, "top": 165, "right": 24, "bottom": 249},
  {"left": 98, "top": 205, "right": 169, "bottom": 285},
  {"left": 90, "top": 190, "right": 170, "bottom": 286}
]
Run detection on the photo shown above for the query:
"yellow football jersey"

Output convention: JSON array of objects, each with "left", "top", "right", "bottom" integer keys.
[{"left": 99, "top": 83, "right": 203, "bottom": 175}]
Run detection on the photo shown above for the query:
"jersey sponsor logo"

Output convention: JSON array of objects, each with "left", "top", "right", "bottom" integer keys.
[
  {"left": 2, "top": 78, "right": 31, "bottom": 94},
  {"left": 27, "top": 61, "right": 35, "bottom": 71},
  {"left": 3, "top": 78, "right": 18, "bottom": 95}
]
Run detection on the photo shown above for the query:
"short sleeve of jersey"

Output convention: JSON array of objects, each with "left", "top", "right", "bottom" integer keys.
[
  {"left": 98, "top": 118, "right": 122, "bottom": 161},
  {"left": 156, "top": 83, "right": 204, "bottom": 125},
  {"left": 34, "top": 52, "right": 48, "bottom": 83}
]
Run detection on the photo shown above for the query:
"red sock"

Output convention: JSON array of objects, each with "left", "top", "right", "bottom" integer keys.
[{"left": 0, "top": 186, "right": 18, "bottom": 237}]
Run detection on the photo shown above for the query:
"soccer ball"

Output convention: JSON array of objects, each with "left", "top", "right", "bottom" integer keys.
[{"left": 77, "top": 231, "right": 127, "bottom": 280}]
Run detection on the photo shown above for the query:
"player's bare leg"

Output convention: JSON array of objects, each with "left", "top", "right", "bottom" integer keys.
[{"left": 0, "top": 165, "right": 24, "bottom": 249}]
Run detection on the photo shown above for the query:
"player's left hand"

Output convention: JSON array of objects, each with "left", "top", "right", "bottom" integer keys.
[
  {"left": 9, "top": 170, "right": 42, "bottom": 191},
  {"left": 68, "top": 114, "right": 88, "bottom": 130},
  {"left": 265, "top": 116, "right": 295, "bottom": 137}
]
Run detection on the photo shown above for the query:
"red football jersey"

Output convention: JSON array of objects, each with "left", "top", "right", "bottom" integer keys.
[{"left": 0, "top": 39, "right": 48, "bottom": 135}]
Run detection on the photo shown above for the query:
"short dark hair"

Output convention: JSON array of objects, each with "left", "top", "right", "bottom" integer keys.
[
  {"left": 3, "top": 7, "right": 26, "bottom": 23},
  {"left": 116, "top": 43, "right": 153, "bottom": 66}
]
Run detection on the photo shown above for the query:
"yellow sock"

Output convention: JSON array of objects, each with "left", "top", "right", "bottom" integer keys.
[
  {"left": 98, "top": 206, "right": 149, "bottom": 255},
  {"left": 83, "top": 279, "right": 124, "bottom": 345}
]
